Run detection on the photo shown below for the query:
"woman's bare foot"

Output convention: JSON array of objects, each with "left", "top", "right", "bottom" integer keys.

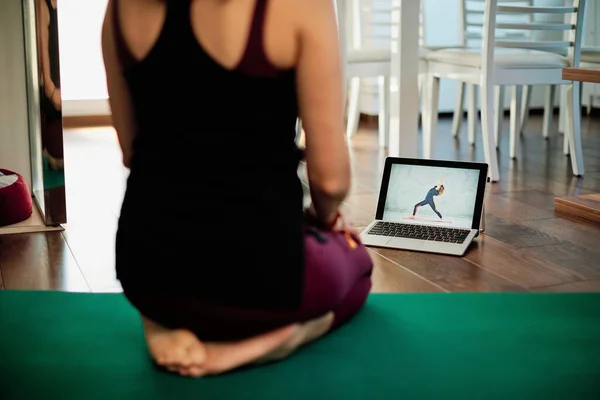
[
  {"left": 254, "top": 312, "right": 335, "bottom": 364},
  {"left": 141, "top": 317, "right": 207, "bottom": 377},
  {"left": 141, "top": 316, "right": 299, "bottom": 377},
  {"left": 141, "top": 312, "right": 334, "bottom": 377}
]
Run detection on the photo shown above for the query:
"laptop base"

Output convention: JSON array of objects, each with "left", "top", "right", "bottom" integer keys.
[{"left": 360, "top": 221, "right": 478, "bottom": 257}]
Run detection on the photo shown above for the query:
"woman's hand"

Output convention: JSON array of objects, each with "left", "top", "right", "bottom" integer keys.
[
  {"left": 330, "top": 211, "right": 362, "bottom": 245},
  {"left": 305, "top": 204, "right": 362, "bottom": 244}
]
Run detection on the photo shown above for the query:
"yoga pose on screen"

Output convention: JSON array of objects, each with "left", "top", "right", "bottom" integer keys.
[{"left": 413, "top": 174, "right": 448, "bottom": 219}]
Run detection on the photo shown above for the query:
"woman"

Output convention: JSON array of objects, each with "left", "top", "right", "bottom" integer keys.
[
  {"left": 101, "top": 0, "right": 373, "bottom": 378},
  {"left": 412, "top": 175, "right": 448, "bottom": 220}
]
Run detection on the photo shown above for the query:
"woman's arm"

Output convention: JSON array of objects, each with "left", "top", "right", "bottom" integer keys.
[
  {"left": 436, "top": 174, "right": 449, "bottom": 189},
  {"left": 101, "top": 0, "right": 137, "bottom": 168},
  {"left": 296, "top": 0, "right": 351, "bottom": 227}
]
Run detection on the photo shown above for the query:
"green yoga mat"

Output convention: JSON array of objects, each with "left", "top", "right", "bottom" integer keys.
[{"left": 1, "top": 291, "right": 599, "bottom": 399}]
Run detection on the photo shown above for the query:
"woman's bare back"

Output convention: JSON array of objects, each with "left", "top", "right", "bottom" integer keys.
[
  {"left": 105, "top": 0, "right": 347, "bottom": 199},
  {"left": 116, "top": 0, "right": 299, "bottom": 71}
]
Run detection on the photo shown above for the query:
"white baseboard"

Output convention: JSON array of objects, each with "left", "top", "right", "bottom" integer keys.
[{"left": 62, "top": 99, "right": 110, "bottom": 117}]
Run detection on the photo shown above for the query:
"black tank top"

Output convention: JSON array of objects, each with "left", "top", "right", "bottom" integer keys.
[
  {"left": 44, "top": 0, "right": 61, "bottom": 88},
  {"left": 113, "top": 0, "right": 305, "bottom": 310}
]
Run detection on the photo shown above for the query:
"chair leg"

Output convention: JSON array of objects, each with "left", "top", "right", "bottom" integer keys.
[
  {"left": 346, "top": 77, "right": 361, "bottom": 139},
  {"left": 422, "top": 75, "right": 440, "bottom": 159},
  {"left": 481, "top": 81, "right": 500, "bottom": 182},
  {"left": 378, "top": 75, "right": 390, "bottom": 148},
  {"left": 542, "top": 85, "right": 556, "bottom": 140},
  {"left": 559, "top": 85, "right": 570, "bottom": 154},
  {"left": 494, "top": 86, "right": 504, "bottom": 148},
  {"left": 565, "top": 82, "right": 584, "bottom": 176},
  {"left": 558, "top": 85, "right": 567, "bottom": 134},
  {"left": 509, "top": 85, "right": 523, "bottom": 160},
  {"left": 467, "top": 83, "right": 477, "bottom": 146},
  {"left": 451, "top": 82, "right": 465, "bottom": 138},
  {"left": 519, "top": 84, "right": 532, "bottom": 134},
  {"left": 563, "top": 125, "right": 570, "bottom": 155}
]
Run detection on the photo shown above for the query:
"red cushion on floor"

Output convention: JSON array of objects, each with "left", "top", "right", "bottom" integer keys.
[{"left": 0, "top": 169, "right": 33, "bottom": 227}]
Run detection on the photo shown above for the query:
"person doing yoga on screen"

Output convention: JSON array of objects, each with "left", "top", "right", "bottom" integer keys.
[
  {"left": 413, "top": 174, "right": 448, "bottom": 220},
  {"left": 102, "top": 0, "right": 373, "bottom": 379}
]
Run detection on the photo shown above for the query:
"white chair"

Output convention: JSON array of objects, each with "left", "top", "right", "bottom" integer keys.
[
  {"left": 326, "top": 0, "right": 463, "bottom": 149},
  {"left": 296, "top": 0, "right": 392, "bottom": 148},
  {"left": 343, "top": 0, "right": 392, "bottom": 148},
  {"left": 450, "top": 0, "right": 529, "bottom": 145},
  {"left": 422, "top": 0, "right": 587, "bottom": 182},
  {"left": 344, "top": 0, "right": 434, "bottom": 148},
  {"left": 451, "top": 0, "right": 558, "bottom": 147}
]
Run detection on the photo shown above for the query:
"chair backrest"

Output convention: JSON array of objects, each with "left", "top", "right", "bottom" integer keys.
[
  {"left": 348, "top": 0, "right": 390, "bottom": 51},
  {"left": 479, "top": 0, "right": 587, "bottom": 69},
  {"left": 460, "top": 0, "right": 534, "bottom": 48},
  {"left": 346, "top": 0, "right": 425, "bottom": 52}
]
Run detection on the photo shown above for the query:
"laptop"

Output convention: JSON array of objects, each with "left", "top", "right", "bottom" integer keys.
[{"left": 360, "top": 157, "right": 489, "bottom": 256}]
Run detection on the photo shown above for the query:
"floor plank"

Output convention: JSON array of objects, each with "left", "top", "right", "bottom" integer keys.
[
  {"left": 500, "top": 189, "right": 557, "bottom": 211},
  {"left": 0, "top": 232, "right": 90, "bottom": 292},
  {"left": 369, "top": 250, "right": 445, "bottom": 293},
  {"left": 532, "top": 280, "right": 600, "bottom": 293},
  {"left": 60, "top": 220, "right": 122, "bottom": 293},
  {"left": 370, "top": 246, "right": 527, "bottom": 292},
  {"left": 524, "top": 243, "right": 600, "bottom": 281},
  {"left": 483, "top": 215, "right": 566, "bottom": 249},
  {"left": 522, "top": 217, "right": 600, "bottom": 252},
  {"left": 464, "top": 235, "right": 585, "bottom": 289},
  {"left": 484, "top": 194, "right": 556, "bottom": 222}
]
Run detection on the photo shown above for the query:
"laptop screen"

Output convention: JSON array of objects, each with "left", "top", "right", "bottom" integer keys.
[{"left": 380, "top": 163, "right": 483, "bottom": 229}]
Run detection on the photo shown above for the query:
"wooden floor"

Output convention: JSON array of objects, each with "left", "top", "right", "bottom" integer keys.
[{"left": 1, "top": 112, "right": 600, "bottom": 294}]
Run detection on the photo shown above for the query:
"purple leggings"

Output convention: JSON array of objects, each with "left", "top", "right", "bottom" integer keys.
[{"left": 123, "top": 227, "right": 374, "bottom": 341}]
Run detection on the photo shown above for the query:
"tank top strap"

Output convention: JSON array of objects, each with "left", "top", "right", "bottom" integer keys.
[
  {"left": 236, "top": 0, "right": 280, "bottom": 76},
  {"left": 44, "top": 0, "right": 54, "bottom": 13}
]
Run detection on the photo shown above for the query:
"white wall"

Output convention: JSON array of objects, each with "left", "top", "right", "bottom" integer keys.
[
  {"left": 58, "top": 0, "right": 110, "bottom": 116},
  {"left": 0, "top": 0, "right": 32, "bottom": 188}
]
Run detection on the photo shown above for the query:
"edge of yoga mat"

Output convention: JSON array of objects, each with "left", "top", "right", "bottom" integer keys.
[{"left": 1, "top": 291, "right": 599, "bottom": 399}]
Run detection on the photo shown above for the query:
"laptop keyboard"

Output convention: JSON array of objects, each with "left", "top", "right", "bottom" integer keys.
[{"left": 367, "top": 221, "right": 471, "bottom": 244}]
